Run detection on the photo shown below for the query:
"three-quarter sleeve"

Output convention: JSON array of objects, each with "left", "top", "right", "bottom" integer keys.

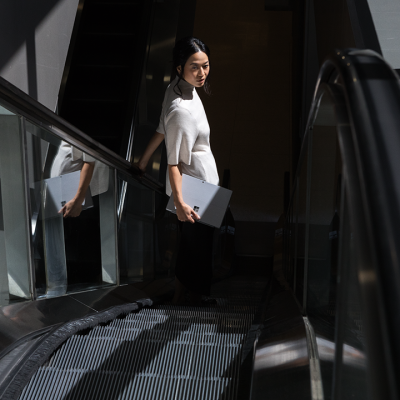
[
  {"left": 164, "top": 108, "right": 197, "bottom": 166},
  {"left": 71, "top": 147, "right": 95, "bottom": 163},
  {"left": 156, "top": 114, "right": 165, "bottom": 135},
  {"left": 156, "top": 98, "right": 166, "bottom": 134}
]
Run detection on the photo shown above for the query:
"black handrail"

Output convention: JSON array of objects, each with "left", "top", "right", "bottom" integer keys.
[
  {"left": 305, "top": 52, "right": 400, "bottom": 391},
  {"left": 0, "top": 75, "right": 165, "bottom": 194},
  {"left": 280, "top": 48, "right": 400, "bottom": 400}
]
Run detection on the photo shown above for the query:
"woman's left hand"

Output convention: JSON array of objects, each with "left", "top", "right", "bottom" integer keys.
[
  {"left": 175, "top": 201, "right": 200, "bottom": 223},
  {"left": 59, "top": 198, "right": 82, "bottom": 218}
]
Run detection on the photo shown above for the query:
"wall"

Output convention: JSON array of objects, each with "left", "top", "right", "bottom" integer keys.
[
  {"left": 366, "top": 0, "right": 400, "bottom": 69},
  {"left": 0, "top": 0, "right": 79, "bottom": 111},
  {"left": 193, "top": 0, "right": 293, "bottom": 256},
  {"left": 313, "top": 0, "right": 356, "bottom": 65}
]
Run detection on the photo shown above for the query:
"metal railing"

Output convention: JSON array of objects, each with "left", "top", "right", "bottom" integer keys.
[
  {"left": 0, "top": 75, "right": 165, "bottom": 305},
  {"left": 0, "top": 75, "right": 164, "bottom": 194},
  {"left": 252, "top": 49, "right": 400, "bottom": 400}
]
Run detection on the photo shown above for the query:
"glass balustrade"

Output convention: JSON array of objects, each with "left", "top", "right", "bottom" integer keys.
[
  {"left": 282, "top": 89, "right": 368, "bottom": 399},
  {"left": 0, "top": 105, "right": 32, "bottom": 305},
  {"left": 0, "top": 99, "right": 157, "bottom": 306},
  {"left": 117, "top": 173, "right": 155, "bottom": 283}
]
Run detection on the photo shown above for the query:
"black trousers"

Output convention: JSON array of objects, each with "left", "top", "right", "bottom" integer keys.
[{"left": 175, "top": 220, "right": 214, "bottom": 296}]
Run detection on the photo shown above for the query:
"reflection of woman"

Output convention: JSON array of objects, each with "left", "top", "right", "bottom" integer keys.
[
  {"left": 137, "top": 37, "right": 219, "bottom": 305},
  {"left": 51, "top": 142, "right": 109, "bottom": 216},
  {"left": 43, "top": 143, "right": 109, "bottom": 296}
]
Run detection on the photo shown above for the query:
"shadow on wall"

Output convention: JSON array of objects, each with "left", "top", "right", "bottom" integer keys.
[{"left": 0, "top": 0, "right": 77, "bottom": 108}]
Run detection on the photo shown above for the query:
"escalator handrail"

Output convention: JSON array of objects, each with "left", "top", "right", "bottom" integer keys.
[
  {"left": 287, "top": 48, "right": 400, "bottom": 397},
  {"left": 0, "top": 75, "right": 165, "bottom": 194}
]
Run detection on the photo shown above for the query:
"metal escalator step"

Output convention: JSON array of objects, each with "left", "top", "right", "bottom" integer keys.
[
  {"left": 21, "top": 372, "right": 232, "bottom": 400},
  {"left": 19, "top": 301, "right": 255, "bottom": 399}
]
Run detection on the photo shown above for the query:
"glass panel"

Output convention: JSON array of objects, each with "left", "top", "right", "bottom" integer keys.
[
  {"left": 306, "top": 92, "right": 343, "bottom": 399},
  {"left": 285, "top": 182, "right": 298, "bottom": 290},
  {"left": 25, "top": 120, "right": 117, "bottom": 297},
  {"left": 117, "top": 174, "right": 155, "bottom": 283},
  {"left": 0, "top": 106, "right": 31, "bottom": 305},
  {"left": 154, "top": 191, "right": 179, "bottom": 279},
  {"left": 336, "top": 193, "right": 367, "bottom": 400},
  {"left": 296, "top": 150, "right": 308, "bottom": 307}
]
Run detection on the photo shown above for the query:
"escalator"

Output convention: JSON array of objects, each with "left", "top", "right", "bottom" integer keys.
[
  {"left": 59, "top": 0, "right": 152, "bottom": 156},
  {"left": 252, "top": 49, "right": 400, "bottom": 400},
  {"left": 16, "top": 292, "right": 261, "bottom": 400},
  {"left": 1, "top": 47, "right": 400, "bottom": 400}
]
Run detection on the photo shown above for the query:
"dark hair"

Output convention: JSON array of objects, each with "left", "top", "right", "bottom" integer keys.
[{"left": 172, "top": 36, "right": 211, "bottom": 96}]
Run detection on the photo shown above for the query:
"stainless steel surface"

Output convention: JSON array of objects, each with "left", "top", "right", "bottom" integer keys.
[
  {"left": 19, "top": 299, "right": 256, "bottom": 400},
  {"left": 114, "top": 169, "right": 120, "bottom": 287},
  {"left": 21, "top": 116, "right": 37, "bottom": 301},
  {"left": 303, "top": 317, "right": 323, "bottom": 400},
  {"left": 0, "top": 280, "right": 174, "bottom": 358},
  {"left": 117, "top": 180, "right": 128, "bottom": 224},
  {"left": 0, "top": 297, "right": 93, "bottom": 356},
  {"left": 251, "top": 287, "right": 311, "bottom": 400}
]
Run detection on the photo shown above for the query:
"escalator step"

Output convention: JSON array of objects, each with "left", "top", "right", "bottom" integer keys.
[{"left": 18, "top": 299, "right": 258, "bottom": 400}]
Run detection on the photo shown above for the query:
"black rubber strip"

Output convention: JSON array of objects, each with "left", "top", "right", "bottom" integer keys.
[{"left": 1, "top": 299, "right": 152, "bottom": 400}]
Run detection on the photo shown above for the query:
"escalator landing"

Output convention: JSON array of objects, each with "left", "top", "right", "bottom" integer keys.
[{"left": 18, "top": 297, "right": 259, "bottom": 400}]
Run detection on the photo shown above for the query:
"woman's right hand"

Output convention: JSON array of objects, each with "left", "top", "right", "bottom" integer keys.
[
  {"left": 175, "top": 202, "right": 200, "bottom": 223},
  {"left": 132, "top": 159, "right": 147, "bottom": 174}
]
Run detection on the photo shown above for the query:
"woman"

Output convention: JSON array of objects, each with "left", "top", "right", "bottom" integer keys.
[{"left": 137, "top": 36, "right": 219, "bottom": 305}]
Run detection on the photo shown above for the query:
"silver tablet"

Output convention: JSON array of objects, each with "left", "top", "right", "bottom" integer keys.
[{"left": 166, "top": 174, "right": 232, "bottom": 228}]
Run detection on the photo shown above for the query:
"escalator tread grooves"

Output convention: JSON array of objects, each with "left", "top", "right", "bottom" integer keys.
[
  {"left": 2, "top": 300, "right": 152, "bottom": 400},
  {"left": 13, "top": 297, "right": 259, "bottom": 400}
]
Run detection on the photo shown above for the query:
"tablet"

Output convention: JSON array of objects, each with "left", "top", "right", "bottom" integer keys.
[{"left": 166, "top": 174, "right": 232, "bottom": 228}]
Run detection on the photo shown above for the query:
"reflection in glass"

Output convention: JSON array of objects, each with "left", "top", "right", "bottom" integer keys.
[
  {"left": 118, "top": 174, "right": 155, "bottom": 283},
  {"left": 26, "top": 121, "right": 116, "bottom": 297}
]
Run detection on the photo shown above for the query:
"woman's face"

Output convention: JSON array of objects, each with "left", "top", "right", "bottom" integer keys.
[{"left": 177, "top": 51, "right": 209, "bottom": 88}]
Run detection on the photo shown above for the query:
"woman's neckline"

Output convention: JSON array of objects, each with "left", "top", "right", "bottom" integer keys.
[{"left": 174, "top": 75, "right": 195, "bottom": 92}]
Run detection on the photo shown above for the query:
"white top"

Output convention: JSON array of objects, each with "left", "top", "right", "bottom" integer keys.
[
  {"left": 156, "top": 75, "right": 219, "bottom": 196},
  {"left": 50, "top": 142, "right": 109, "bottom": 196}
]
